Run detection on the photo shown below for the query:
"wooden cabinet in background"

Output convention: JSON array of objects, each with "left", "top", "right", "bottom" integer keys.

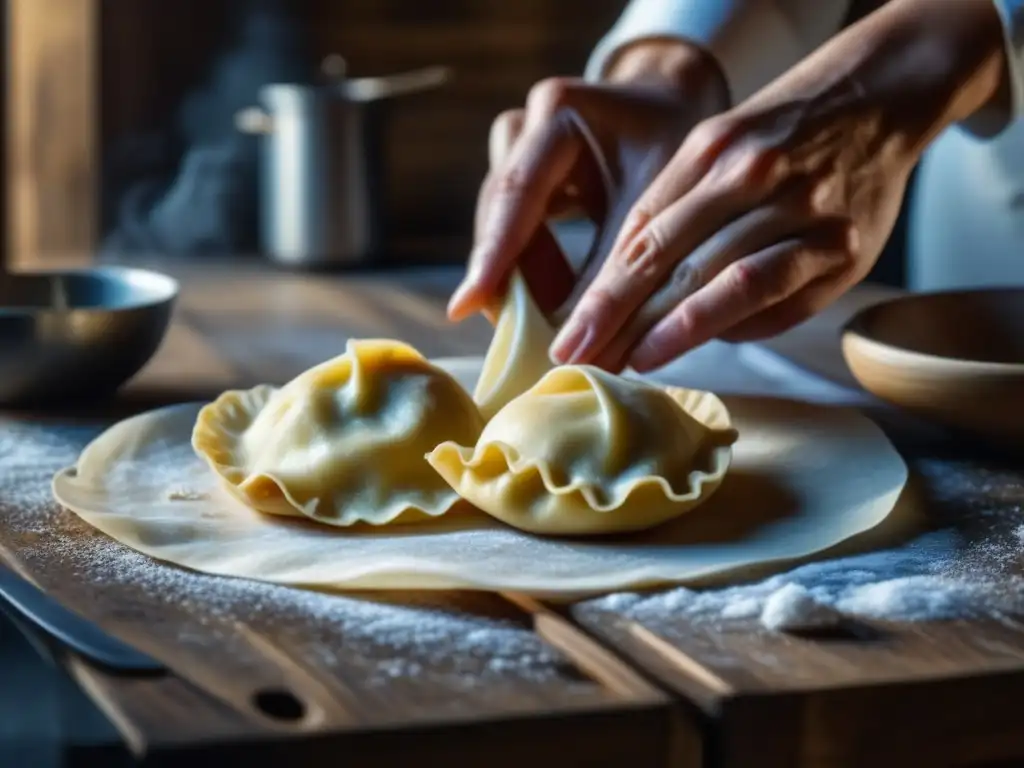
[{"left": 5, "top": 0, "right": 622, "bottom": 268}]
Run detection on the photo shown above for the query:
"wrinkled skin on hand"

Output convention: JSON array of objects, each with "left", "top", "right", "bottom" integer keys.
[
  {"left": 549, "top": 81, "right": 911, "bottom": 372},
  {"left": 447, "top": 42, "right": 730, "bottom": 326},
  {"left": 548, "top": 0, "right": 1007, "bottom": 372}
]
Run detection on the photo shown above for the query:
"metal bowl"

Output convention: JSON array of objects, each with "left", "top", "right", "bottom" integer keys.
[{"left": 0, "top": 266, "right": 178, "bottom": 406}]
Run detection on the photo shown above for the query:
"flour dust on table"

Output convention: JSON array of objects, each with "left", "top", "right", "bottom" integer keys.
[
  {"left": 582, "top": 460, "right": 1024, "bottom": 629},
  {"left": 0, "top": 420, "right": 588, "bottom": 690}
]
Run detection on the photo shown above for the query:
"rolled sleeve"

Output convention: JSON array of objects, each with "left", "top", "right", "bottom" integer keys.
[
  {"left": 585, "top": 0, "right": 851, "bottom": 104},
  {"left": 961, "top": 0, "right": 1024, "bottom": 137}
]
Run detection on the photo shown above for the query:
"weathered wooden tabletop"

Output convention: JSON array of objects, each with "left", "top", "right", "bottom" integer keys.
[{"left": 1, "top": 257, "right": 1022, "bottom": 768}]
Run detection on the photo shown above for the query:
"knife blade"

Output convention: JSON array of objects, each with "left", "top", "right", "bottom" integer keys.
[{"left": 0, "top": 565, "right": 165, "bottom": 675}]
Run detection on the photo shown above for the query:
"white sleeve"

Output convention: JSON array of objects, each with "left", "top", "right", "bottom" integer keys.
[
  {"left": 584, "top": 0, "right": 852, "bottom": 105},
  {"left": 962, "top": 0, "right": 1024, "bottom": 137}
]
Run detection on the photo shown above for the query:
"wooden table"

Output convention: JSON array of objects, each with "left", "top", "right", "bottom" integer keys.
[{"left": 0, "top": 258, "right": 1022, "bottom": 768}]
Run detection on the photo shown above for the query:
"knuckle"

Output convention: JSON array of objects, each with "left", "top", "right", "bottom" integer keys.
[
  {"left": 838, "top": 222, "right": 862, "bottom": 262},
  {"left": 669, "top": 259, "right": 703, "bottom": 295},
  {"left": 615, "top": 207, "right": 657, "bottom": 253},
  {"left": 663, "top": 303, "right": 700, "bottom": 344},
  {"left": 808, "top": 176, "right": 841, "bottom": 214},
  {"left": 719, "top": 143, "right": 780, "bottom": 193},
  {"left": 729, "top": 258, "right": 780, "bottom": 306},
  {"left": 687, "top": 115, "right": 735, "bottom": 157},
  {"left": 612, "top": 219, "right": 669, "bottom": 282},
  {"left": 493, "top": 164, "right": 534, "bottom": 201},
  {"left": 575, "top": 281, "right": 631, "bottom": 331},
  {"left": 526, "top": 77, "right": 575, "bottom": 115},
  {"left": 836, "top": 243, "right": 859, "bottom": 273},
  {"left": 493, "top": 108, "right": 524, "bottom": 128},
  {"left": 487, "top": 110, "right": 523, "bottom": 168}
]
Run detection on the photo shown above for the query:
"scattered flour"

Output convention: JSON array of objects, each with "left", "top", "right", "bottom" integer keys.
[
  {"left": 586, "top": 458, "right": 1024, "bottom": 631},
  {"left": 0, "top": 419, "right": 586, "bottom": 692},
  {"left": 166, "top": 488, "right": 211, "bottom": 502},
  {"left": 588, "top": 528, "right": 1024, "bottom": 631},
  {"left": 2, "top": 417, "right": 1023, "bottom": 675}
]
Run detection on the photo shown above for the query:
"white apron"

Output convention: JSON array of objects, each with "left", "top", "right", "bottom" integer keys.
[{"left": 908, "top": 120, "right": 1024, "bottom": 291}]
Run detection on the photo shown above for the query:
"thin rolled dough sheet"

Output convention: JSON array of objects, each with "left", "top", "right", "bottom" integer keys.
[{"left": 51, "top": 359, "right": 908, "bottom": 597}]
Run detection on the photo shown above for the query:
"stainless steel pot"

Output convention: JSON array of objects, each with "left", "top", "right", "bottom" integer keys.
[{"left": 237, "top": 59, "right": 451, "bottom": 269}]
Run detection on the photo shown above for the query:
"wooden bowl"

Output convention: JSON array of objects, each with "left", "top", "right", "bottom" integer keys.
[{"left": 841, "top": 289, "right": 1024, "bottom": 443}]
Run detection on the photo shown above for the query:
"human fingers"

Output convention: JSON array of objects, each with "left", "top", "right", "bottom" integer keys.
[
  {"left": 548, "top": 128, "right": 784, "bottom": 365},
  {"left": 547, "top": 133, "right": 678, "bottom": 328},
  {"left": 488, "top": 108, "right": 525, "bottom": 169},
  {"left": 585, "top": 201, "right": 815, "bottom": 371},
  {"left": 716, "top": 274, "right": 854, "bottom": 343},
  {"left": 489, "top": 108, "right": 604, "bottom": 223},
  {"left": 518, "top": 227, "right": 578, "bottom": 317},
  {"left": 478, "top": 224, "right": 576, "bottom": 325},
  {"left": 548, "top": 114, "right": 783, "bottom": 363},
  {"left": 450, "top": 80, "right": 609, "bottom": 322},
  {"left": 476, "top": 107, "right": 598, "bottom": 320},
  {"left": 628, "top": 229, "right": 852, "bottom": 371},
  {"left": 472, "top": 109, "right": 527, "bottom": 241},
  {"left": 449, "top": 115, "right": 581, "bottom": 321}
]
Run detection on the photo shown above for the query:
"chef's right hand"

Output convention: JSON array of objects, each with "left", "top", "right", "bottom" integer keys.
[{"left": 446, "top": 40, "right": 731, "bottom": 325}]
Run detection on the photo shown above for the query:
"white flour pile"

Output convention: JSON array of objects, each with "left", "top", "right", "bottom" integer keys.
[
  {"left": 0, "top": 419, "right": 588, "bottom": 692},
  {"left": 759, "top": 584, "right": 842, "bottom": 632},
  {"left": 585, "top": 459, "right": 1024, "bottom": 631}
]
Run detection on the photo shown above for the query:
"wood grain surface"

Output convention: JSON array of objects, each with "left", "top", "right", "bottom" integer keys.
[
  {"left": 0, "top": 260, "right": 687, "bottom": 767},
  {"left": 0, "top": 259, "right": 1022, "bottom": 768}
]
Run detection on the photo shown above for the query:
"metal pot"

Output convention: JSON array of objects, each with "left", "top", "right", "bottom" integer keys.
[{"left": 237, "top": 58, "right": 451, "bottom": 269}]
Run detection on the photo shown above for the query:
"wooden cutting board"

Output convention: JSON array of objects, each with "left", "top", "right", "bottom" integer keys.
[
  {"left": 0, "top": 405, "right": 687, "bottom": 767},
  {"left": 2, "top": 263, "right": 1023, "bottom": 768},
  {"left": 3, "top": 411, "right": 1024, "bottom": 768}
]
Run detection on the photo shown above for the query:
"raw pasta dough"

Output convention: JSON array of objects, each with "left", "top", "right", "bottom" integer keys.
[
  {"left": 472, "top": 270, "right": 556, "bottom": 420},
  {"left": 51, "top": 356, "right": 909, "bottom": 597},
  {"left": 191, "top": 338, "right": 484, "bottom": 527},
  {"left": 429, "top": 365, "right": 736, "bottom": 535}
]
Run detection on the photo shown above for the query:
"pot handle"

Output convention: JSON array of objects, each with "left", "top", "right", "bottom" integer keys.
[
  {"left": 235, "top": 107, "right": 274, "bottom": 134},
  {"left": 336, "top": 64, "right": 454, "bottom": 102}
]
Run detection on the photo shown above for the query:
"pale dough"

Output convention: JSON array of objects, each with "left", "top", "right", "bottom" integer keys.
[
  {"left": 52, "top": 357, "right": 908, "bottom": 597},
  {"left": 191, "top": 338, "right": 484, "bottom": 527},
  {"left": 472, "top": 270, "right": 557, "bottom": 421},
  {"left": 429, "top": 365, "right": 737, "bottom": 535}
]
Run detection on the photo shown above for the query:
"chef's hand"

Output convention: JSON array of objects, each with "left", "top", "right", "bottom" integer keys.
[
  {"left": 446, "top": 39, "right": 730, "bottom": 322},
  {"left": 549, "top": 0, "right": 1009, "bottom": 372}
]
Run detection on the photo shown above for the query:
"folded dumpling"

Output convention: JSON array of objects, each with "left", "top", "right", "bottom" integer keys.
[
  {"left": 427, "top": 365, "right": 736, "bottom": 535},
  {"left": 192, "top": 339, "right": 485, "bottom": 527},
  {"left": 473, "top": 270, "right": 556, "bottom": 421}
]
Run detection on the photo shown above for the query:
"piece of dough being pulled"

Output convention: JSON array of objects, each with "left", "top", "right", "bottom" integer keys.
[{"left": 473, "top": 270, "right": 557, "bottom": 421}]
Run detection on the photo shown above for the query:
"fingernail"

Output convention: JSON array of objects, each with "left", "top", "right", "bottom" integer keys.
[
  {"left": 447, "top": 253, "right": 488, "bottom": 320},
  {"left": 446, "top": 281, "right": 476, "bottom": 321}
]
